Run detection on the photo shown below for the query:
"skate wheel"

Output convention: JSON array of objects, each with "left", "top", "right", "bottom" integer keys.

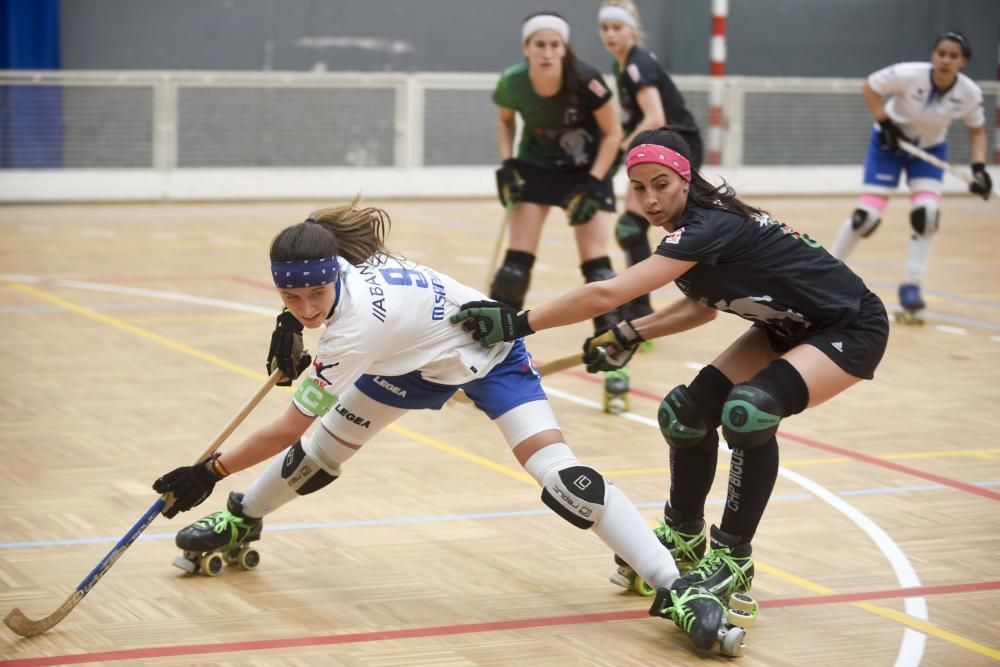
[
  {"left": 727, "top": 607, "right": 754, "bottom": 629},
  {"left": 238, "top": 548, "right": 260, "bottom": 570},
  {"left": 717, "top": 625, "right": 745, "bottom": 657},
  {"left": 604, "top": 395, "right": 628, "bottom": 414},
  {"left": 200, "top": 552, "right": 224, "bottom": 576},
  {"left": 729, "top": 592, "right": 758, "bottom": 615},
  {"left": 171, "top": 554, "right": 197, "bottom": 574},
  {"left": 631, "top": 576, "right": 656, "bottom": 597}
]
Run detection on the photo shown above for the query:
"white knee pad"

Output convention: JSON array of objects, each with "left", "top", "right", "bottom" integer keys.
[
  {"left": 850, "top": 204, "right": 882, "bottom": 238},
  {"left": 312, "top": 386, "right": 406, "bottom": 458},
  {"left": 909, "top": 201, "right": 940, "bottom": 238}
]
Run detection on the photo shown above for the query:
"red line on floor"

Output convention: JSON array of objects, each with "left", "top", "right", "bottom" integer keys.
[
  {"left": 3, "top": 580, "right": 997, "bottom": 666},
  {"left": 562, "top": 370, "right": 1000, "bottom": 501}
]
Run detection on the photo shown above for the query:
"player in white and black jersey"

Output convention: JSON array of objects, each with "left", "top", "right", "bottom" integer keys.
[
  {"left": 830, "top": 31, "right": 993, "bottom": 321},
  {"left": 452, "top": 128, "right": 890, "bottom": 622},
  {"left": 150, "top": 198, "right": 732, "bottom": 652},
  {"left": 598, "top": 0, "right": 703, "bottom": 322}
]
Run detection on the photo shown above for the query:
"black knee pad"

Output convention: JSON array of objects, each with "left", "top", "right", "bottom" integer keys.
[
  {"left": 489, "top": 250, "right": 534, "bottom": 310},
  {"left": 659, "top": 364, "right": 732, "bottom": 449},
  {"left": 540, "top": 465, "right": 607, "bottom": 529},
  {"left": 581, "top": 256, "right": 623, "bottom": 331},
  {"left": 614, "top": 212, "right": 649, "bottom": 251},
  {"left": 721, "top": 359, "right": 809, "bottom": 450},
  {"left": 909, "top": 204, "right": 940, "bottom": 237},
  {"left": 281, "top": 440, "right": 339, "bottom": 495},
  {"left": 658, "top": 385, "right": 710, "bottom": 449}
]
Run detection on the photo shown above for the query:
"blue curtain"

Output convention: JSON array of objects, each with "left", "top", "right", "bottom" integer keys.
[{"left": 1, "top": 0, "right": 62, "bottom": 167}]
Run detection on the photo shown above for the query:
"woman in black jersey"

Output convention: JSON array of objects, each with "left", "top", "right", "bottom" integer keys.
[
  {"left": 452, "top": 128, "right": 889, "bottom": 616},
  {"left": 598, "top": 0, "right": 703, "bottom": 320}
]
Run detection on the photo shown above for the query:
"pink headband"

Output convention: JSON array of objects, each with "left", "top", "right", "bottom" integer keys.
[{"left": 625, "top": 144, "right": 692, "bottom": 182}]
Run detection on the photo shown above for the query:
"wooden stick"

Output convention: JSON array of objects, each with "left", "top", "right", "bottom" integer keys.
[
  {"left": 898, "top": 140, "right": 1000, "bottom": 197},
  {"left": 3, "top": 369, "right": 285, "bottom": 638},
  {"left": 484, "top": 202, "right": 512, "bottom": 292},
  {"left": 451, "top": 353, "right": 582, "bottom": 405}
]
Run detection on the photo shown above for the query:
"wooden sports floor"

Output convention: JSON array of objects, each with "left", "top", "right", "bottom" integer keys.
[{"left": 0, "top": 195, "right": 998, "bottom": 666}]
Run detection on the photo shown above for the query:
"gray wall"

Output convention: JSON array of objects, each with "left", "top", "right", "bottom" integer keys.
[{"left": 60, "top": 0, "right": 1000, "bottom": 80}]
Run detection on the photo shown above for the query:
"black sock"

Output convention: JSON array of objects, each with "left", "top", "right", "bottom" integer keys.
[{"left": 719, "top": 437, "right": 779, "bottom": 543}]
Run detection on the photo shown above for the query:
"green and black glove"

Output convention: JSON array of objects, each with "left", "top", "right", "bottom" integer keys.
[
  {"left": 582, "top": 319, "right": 644, "bottom": 372},
  {"left": 450, "top": 300, "right": 533, "bottom": 347},
  {"left": 564, "top": 175, "right": 604, "bottom": 225},
  {"left": 495, "top": 159, "right": 525, "bottom": 208}
]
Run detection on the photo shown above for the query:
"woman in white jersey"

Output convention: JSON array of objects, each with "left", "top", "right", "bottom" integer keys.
[
  {"left": 830, "top": 31, "right": 992, "bottom": 321},
  {"left": 151, "top": 200, "right": 733, "bottom": 652}
]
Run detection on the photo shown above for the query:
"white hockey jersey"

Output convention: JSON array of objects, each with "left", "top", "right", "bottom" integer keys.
[
  {"left": 868, "top": 62, "right": 984, "bottom": 148},
  {"left": 293, "top": 255, "right": 512, "bottom": 417}
]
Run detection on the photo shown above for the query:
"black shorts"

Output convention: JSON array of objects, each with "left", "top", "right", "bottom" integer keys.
[
  {"left": 514, "top": 160, "right": 616, "bottom": 223},
  {"left": 756, "top": 292, "right": 889, "bottom": 380}
]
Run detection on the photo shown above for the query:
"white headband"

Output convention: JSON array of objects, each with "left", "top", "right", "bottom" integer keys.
[
  {"left": 522, "top": 14, "right": 570, "bottom": 43},
  {"left": 598, "top": 6, "right": 637, "bottom": 28}
]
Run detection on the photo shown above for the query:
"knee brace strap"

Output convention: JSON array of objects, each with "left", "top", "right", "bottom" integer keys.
[
  {"left": 722, "top": 358, "right": 808, "bottom": 449},
  {"left": 282, "top": 440, "right": 339, "bottom": 495},
  {"left": 540, "top": 465, "right": 607, "bottom": 529}
]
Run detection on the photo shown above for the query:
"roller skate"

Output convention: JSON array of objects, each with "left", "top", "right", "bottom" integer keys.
[
  {"left": 610, "top": 505, "right": 706, "bottom": 596},
  {"left": 650, "top": 580, "right": 750, "bottom": 656},
  {"left": 603, "top": 367, "right": 631, "bottom": 414},
  {"left": 895, "top": 283, "right": 925, "bottom": 324},
  {"left": 681, "top": 525, "right": 759, "bottom": 620},
  {"left": 172, "top": 491, "right": 262, "bottom": 576}
]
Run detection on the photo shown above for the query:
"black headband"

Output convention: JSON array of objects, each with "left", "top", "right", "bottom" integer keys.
[{"left": 937, "top": 31, "right": 971, "bottom": 59}]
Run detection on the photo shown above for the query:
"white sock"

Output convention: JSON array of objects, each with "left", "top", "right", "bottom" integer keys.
[
  {"left": 830, "top": 217, "right": 860, "bottom": 260},
  {"left": 524, "top": 443, "right": 680, "bottom": 590},
  {"left": 904, "top": 234, "right": 935, "bottom": 284}
]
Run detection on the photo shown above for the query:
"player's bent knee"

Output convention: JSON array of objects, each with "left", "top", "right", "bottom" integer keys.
[
  {"left": 721, "top": 384, "right": 783, "bottom": 450},
  {"left": 658, "top": 385, "right": 711, "bottom": 449},
  {"left": 850, "top": 207, "right": 882, "bottom": 238},
  {"left": 909, "top": 203, "right": 940, "bottom": 238},
  {"left": 540, "top": 465, "right": 607, "bottom": 529},
  {"left": 281, "top": 440, "right": 340, "bottom": 495},
  {"left": 614, "top": 212, "right": 648, "bottom": 250}
]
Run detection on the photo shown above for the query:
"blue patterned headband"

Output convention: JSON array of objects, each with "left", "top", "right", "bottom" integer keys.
[{"left": 271, "top": 256, "right": 339, "bottom": 289}]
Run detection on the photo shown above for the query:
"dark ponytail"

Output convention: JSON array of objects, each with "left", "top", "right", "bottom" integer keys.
[
  {"left": 270, "top": 196, "right": 393, "bottom": 266},
  {"left": 630, "top": 128, "right": 768, "bottom": 221}
]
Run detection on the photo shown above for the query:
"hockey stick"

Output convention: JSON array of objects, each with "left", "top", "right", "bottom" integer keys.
[
  {"left": 451, "top": 352, "right": 582, "bottom": 405},
  {"left": 3, "top": 368, "right": 284, "bottom": 638},
  {"left": 484, "top": 201, "right": 513, "bottom": 292},
  {"left": 898, "top": 140, "right": 1000, "bottom": 198}
]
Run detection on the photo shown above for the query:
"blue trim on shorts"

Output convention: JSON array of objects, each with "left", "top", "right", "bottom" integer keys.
[
  {"left": 862, "top": 128, "right": 946, "bottom": 189},
  {"left": 352, "top": 339, "right": 547, "bottom": 418}
]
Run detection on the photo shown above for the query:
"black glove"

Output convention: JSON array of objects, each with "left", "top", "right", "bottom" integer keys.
[
  {"left": 153, "top": 456, "right": 226, "bottom": 518},
  {"left": 266, "top": 309, "right": 312, "bottom": 386},
  {"left": 449, "top": 300, "right": 533, "bottom": 347},
  {"left": 564, "top": 175, "right": 604, "bottom": 225},
  {"left": 970, "top": 163, "right": 993, "bottom": 200},
  {"left": 877, "top": 117, "right": 905, "bottom": 152},
  {"left": 582, "top": 319, "right": 644, "bottom": 373},
  {"left": 495, "top": 158, "right": 525, "bottom": 208}
]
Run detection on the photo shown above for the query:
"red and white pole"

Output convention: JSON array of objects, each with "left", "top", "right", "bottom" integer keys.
[{"left": 707, "top": 0, "right": 728, "bottom": 165}]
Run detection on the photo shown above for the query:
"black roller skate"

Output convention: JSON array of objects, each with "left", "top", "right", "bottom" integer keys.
[
  {"left": 681, "top": 525, "right": 759, "bottom": 621},
  {"left": 650, "top": 580, "right": 748, "bottom": 656},
  {"left": 172, "top": 491, "right": 263, "bottom": 576},
  {"left": 896, "top": 283, "right": 925, "bottom": 324},
  {"left": 610, "top": 505, "right": 706, "bottom": 596}
]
